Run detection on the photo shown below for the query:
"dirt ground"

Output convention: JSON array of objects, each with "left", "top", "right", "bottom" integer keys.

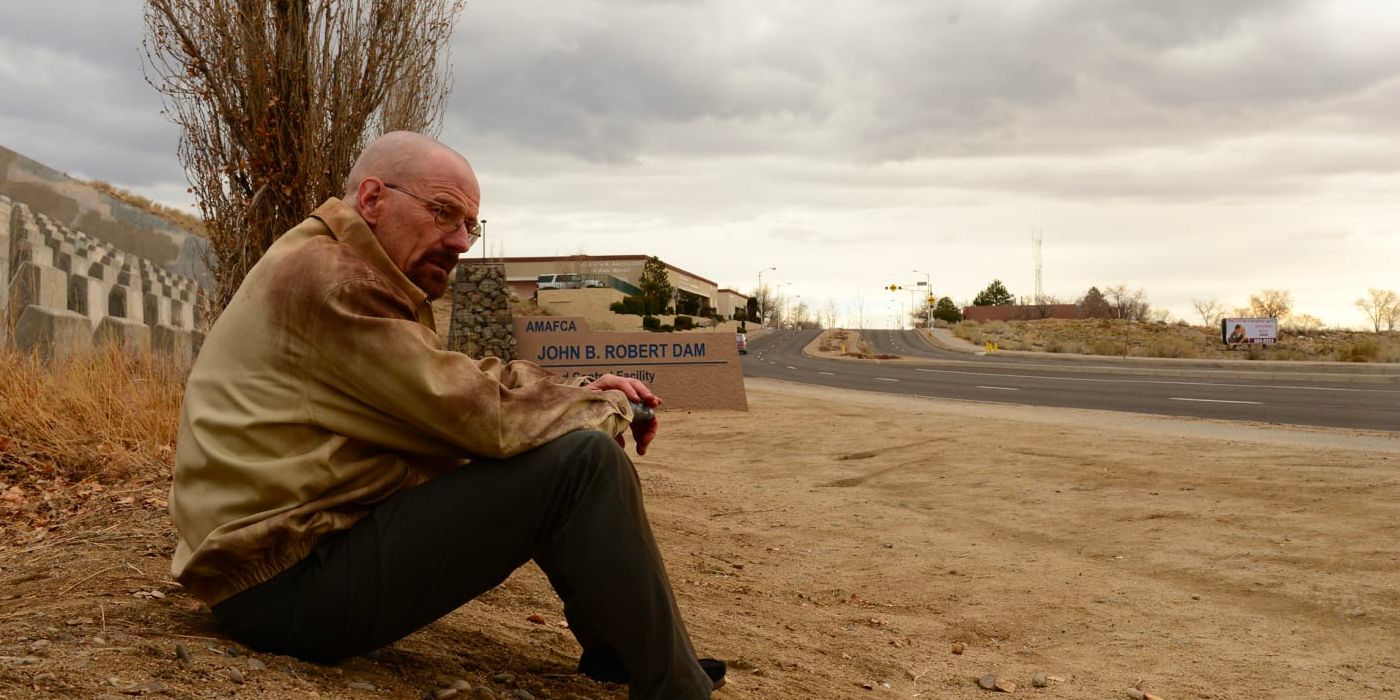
[{"left": 3, "top": 379, "right": 1399, "bottom": 699}]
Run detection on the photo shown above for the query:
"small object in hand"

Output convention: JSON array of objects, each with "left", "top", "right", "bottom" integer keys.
[{"left": 629, "top": 402, "right": 655, "bottom": 423}]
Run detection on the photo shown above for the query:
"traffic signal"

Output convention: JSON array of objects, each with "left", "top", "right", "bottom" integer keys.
[{"left": 886, "top": 284, "right": 901, "bottom": 291}]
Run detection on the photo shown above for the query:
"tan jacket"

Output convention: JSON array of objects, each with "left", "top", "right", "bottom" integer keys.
[{"left": 170, "top": 199, "right": 631, "bottom": 605}]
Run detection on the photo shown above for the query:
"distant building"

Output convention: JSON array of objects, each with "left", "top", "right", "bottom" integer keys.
[
  {"left": 962, "top": 304, "right": 1082, "bottom": 322},
  {"left": 493, "top": 255, "right": 746, "bottom": 317},
  {"left": 714, "top": 289, "right": 750, "bottom": 320}
]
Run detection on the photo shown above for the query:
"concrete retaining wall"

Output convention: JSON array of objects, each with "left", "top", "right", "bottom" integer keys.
[{"left": 1, "top": 193, "right": 206, "bottom": 362}]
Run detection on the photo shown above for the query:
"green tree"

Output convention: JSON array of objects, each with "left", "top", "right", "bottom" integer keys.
[
  {"left": 638, "top": 256, "right": 674, "bottom": 315},
  {"left": 932, "top": 296, "right": 962, "bottom": 323},
  {"left": 1079, "top": 286, "right": 1113, "bottom": 319},
  {"left": 972, "top": 279, "right": 1015, "bottom": 306}
]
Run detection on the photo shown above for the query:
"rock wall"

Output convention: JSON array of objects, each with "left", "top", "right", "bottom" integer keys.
[
  {"left": 3, "top": 193, "right": 206, "bottom": 362},
  {"left": 447, "top": 263, "right": 517, "bottom": 361}
]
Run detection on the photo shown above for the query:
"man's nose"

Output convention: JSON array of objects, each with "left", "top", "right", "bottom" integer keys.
[{"left": 443, "top": 225, "right": 473, "bottom": 254}]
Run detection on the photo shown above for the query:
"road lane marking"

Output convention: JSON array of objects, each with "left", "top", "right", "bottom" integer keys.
[
  {"left": 1169, "top": 397, "right": 1263, "bottom": 405},
  {"left": 977, "top": 386, "right": 1020, "bottom": 391},
  {"left": 787, "top": 365, "right": 798, "bottom": 370},
  {"left": 818, "top": 371, "right": 835, "bottom": 376},
  {"left": 911, "top": 367, "right": 1399, "bottom": 394}
]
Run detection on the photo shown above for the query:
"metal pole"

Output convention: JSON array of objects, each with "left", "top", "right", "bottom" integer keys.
[
  {"left": 913, "top": 269, "right": 931, "bottom": 328},
  {"left": 756, "top": 266, "right": 775, "bottom": 327},
  {"left": 479, "top": 219, "right": 488, "bottom": 260}
]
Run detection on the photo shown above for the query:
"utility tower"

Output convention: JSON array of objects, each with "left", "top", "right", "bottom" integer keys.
[{"left": 1032, "top": 231, "right": 1044, "bottom": 304}]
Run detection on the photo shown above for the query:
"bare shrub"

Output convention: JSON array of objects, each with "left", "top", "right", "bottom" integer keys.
[
  {"left": 1338, "top": 340, "right": 1381, "bottom": 363},
  {"left": 952, "top": 320, "right": 980, "bottom": 341},
  {"left": 144, "top": 0, "right": 467, "bottom": 314},
  {"left": 1089, "top": 339, "right": 1120, "bottom": 356},
  {"left": 1145, "top": 337, "right": 1198, "bottom": 359}
]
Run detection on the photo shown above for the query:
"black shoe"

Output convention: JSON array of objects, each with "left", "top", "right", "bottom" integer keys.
[{"left": 578, "top": 649, "right": 727, "bottom": 690}]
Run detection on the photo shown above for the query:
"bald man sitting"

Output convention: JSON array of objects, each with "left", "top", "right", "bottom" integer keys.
[{"left": 169, "top": 132, "right": 723, "bottom": 699}]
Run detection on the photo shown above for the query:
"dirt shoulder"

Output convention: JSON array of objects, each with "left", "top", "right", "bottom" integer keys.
[{"left": 4, "top": 380, "right": 1399, "bottom": 699}]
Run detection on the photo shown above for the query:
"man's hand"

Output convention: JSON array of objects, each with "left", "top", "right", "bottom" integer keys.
[{"left": 584, "top": 374, "right": 662, "bottom": 456}]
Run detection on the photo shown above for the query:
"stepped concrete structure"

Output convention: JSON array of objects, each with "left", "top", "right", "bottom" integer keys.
[
  {"left": 4, "top": 192, "right": 205, "bottom": 361},
  {"left": 0, "top": 145, "right": 209, "bottom": 287}
]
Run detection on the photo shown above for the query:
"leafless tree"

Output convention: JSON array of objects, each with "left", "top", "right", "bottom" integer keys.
[
  {"left": 144, "top": 0, "right": 466, "bottom": 313},
  {"left": 791, "top": 301, "right": 814, "bottom": 329},
  {"left": 1190, "top": 298, "right": 1226, "bottom": 327},
  {"left": 852, "top": 291, "right": 868, "bottom": 330},
  {"left": 1356, "top": 288, "right": 1399, "bottom": 332},
  {"left": 749, "top": 284, "right": 781, "bottom": 326},
  {"left": 1103, "top": 283, "right": 1150, "bottom": 321},
  {"left": 1248, "top": 289, "right": 1294, "bottom": 320},
  {"left": 823, "top": 299, "right": 840, "bottom": 330}
]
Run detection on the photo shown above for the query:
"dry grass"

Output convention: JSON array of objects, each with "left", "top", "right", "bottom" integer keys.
[
  {"left": 0, "top": 347, "right": 185, "bottom": 533},
  {"left": 84, "top": 180, "right": 207, "bottom": 237},
  {"left": 952, "top": 319, "right": 1400, "bottom": 362}
]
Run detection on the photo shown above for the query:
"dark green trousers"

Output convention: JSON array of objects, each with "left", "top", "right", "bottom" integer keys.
[{"left": 212, "top": 430, "right": 712, "bottom": 699}]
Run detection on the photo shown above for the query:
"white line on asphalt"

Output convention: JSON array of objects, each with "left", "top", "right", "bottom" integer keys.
[
  {"left": 977, "top": 386, "right": 1020, "bottom": 391},
  {"left": 1169, "top": 397, "right": 1263, "bottom": 405},
  {"left": 818, "top": 371, "right": 835, "bottom": 375},
  {"left": 787, "top": 365, "right": 798, "bottom": 370},
  {"left": 876, "top": 377, "right": 899, "bottom": 382},
  {"left": 911, "top": 367, "right": 1398, "bottom": 394}
]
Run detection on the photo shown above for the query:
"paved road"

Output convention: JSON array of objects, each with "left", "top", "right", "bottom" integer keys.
[{"left": 742, "top": 329, "right": 1400, "bottom": 432}]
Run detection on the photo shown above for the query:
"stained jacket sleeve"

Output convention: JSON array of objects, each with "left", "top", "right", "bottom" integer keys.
[{"left": 305, "top": 277, "right": 631, "bottom": 459}]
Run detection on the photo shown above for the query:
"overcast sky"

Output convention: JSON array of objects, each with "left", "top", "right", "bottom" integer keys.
[{"left": 2, "top": 1, "right": 1398, "bottom": 328}]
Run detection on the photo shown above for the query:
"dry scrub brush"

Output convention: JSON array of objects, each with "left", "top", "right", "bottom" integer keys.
[
  {"left": 143, "top": 0, "right": 466, "bottom": 313},
  {"left": 0, "top": 347, "right": 186, "bottom": 504}
]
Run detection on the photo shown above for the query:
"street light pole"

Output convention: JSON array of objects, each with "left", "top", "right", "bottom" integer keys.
[
  {"left": 756, "top": 266, "right": 776, "bottom": 327},
  {"left": 479, "top": 219, "right": 488, "bottom": 260},
  {"left": 913, "top": 269, "right": 931, "bottom": 328}
]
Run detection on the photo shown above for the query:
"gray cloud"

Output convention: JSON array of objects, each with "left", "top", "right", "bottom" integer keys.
[
  {"left": 0, "top": 4, "right": 181, "bottom": 186},
  {"left": 445, "top": 0, "right": 1400, "bottom": 168},
  {"left": 2, "top": 0, "right": 1397, "bottom": 326}
]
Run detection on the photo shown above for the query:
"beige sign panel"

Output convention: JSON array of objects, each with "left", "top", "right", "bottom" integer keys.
[{"left": 515, "top": 316, "right": 748, "bottom": 411}]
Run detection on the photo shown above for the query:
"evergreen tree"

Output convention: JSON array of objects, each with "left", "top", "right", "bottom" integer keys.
[
  {"left": 972, "top": 279, "right": 1015, "bottom": 306},
  {"left": 933, "top": 297, "right": 963, "bottom": 323},
  {"left": 638, "top": 256, "right": 674, "bottom": 315},
  {"left": 1078, "top": 286, "right": 1113, "bottom": 319}
]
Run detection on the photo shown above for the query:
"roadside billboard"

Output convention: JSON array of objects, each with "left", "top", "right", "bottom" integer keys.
[{"left": 1221, "top": 317, "right": 1278, "bottom": 346}]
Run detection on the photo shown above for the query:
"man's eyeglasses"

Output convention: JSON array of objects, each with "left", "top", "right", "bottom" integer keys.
[{"left": 383, "top": 182, "right": 482, "bottom": 240}]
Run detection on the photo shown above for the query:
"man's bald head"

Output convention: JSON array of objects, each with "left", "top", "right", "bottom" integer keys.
[
  {"left": 343, "top": 131, "right": 472, "bottom": 199},
  {"left": 341, "top": 131, "right": 482, "bottom": 300}
]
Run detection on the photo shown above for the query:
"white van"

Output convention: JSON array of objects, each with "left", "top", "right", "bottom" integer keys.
[{"left": 537, "top": 273, "right": 606, "bottom": 290}]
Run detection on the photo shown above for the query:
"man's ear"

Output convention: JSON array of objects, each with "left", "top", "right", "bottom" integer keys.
[{"left": 356, "top": 178, "right": 386, "bottom": 225}]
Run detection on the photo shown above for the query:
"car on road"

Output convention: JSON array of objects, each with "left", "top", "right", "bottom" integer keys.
[{"left": 737, "top": 332, "right": 748, "bottom": 354}]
